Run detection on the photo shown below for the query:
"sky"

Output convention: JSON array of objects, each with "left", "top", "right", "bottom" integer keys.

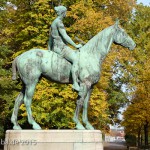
[{"left": 137, "top": 0, "right": 150, "bottom": 6}]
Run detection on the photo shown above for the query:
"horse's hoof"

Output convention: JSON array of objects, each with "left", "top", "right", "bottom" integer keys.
[
  {"left": 33, "top": 123, "right": 42, "bottom": 130},
  {"left": 13, "top": 125, "right": 22, "bottom": 130},
  {"left": 86, "top": 123, "right": 95, "bottom": 130},
  {"left": 76, "top": 123, "right": 85, "bottom": 130}
]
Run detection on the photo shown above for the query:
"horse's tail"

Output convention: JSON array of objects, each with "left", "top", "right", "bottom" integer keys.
[{"left": 12, "top": 57, "right": 18, "bottom": 80}]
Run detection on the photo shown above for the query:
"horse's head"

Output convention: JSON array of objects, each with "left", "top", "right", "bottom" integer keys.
[{"left": 113, "top": 20, "right": 136, "bottom": 50}]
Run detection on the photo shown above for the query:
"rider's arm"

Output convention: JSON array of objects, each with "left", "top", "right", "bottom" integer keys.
[{"left": 57, "top": 21, "right": 77, "bottom": 48}]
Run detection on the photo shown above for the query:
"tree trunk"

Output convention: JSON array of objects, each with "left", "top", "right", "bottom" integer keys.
[
  {"left": 141, "top": 134, "right": 143, "bottom": 146},
  {"left": 144, "top": 120, "right": 149, "bottom": 146},
  {"left": 137, "top": 128, "right": 141, "bottom": 147}
]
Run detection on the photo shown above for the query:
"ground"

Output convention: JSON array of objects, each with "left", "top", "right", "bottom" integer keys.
[{"left": 104, "top": 142, "right": 127, "bottom": 150}]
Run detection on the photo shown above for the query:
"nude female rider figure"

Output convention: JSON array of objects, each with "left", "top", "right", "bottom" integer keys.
[{"left": 48, "top": 6, "right": 82, "bottom": 91}]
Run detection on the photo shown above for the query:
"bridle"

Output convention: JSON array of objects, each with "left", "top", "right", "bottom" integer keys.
[{"left": 114, "top": 27, "right": 131, "bottom": 48}]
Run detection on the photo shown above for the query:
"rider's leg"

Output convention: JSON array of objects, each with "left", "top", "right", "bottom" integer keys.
[
  {"left": 53, "top": 45, "right": 80, "bottom": 91},
  {"left": 72, "top": 61, "right": 80, "bottom": 91},
  {"left": 61, "top": 47, "right": 80, "bottom": 91}
]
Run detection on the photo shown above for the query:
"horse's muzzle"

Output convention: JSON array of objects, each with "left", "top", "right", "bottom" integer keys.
[{"left": 129, "top": 43, "right": 136, "bottom": 50}]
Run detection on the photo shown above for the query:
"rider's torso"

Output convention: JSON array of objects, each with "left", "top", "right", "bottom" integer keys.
[{"left": 51, "top": 18, "right": 67, "bottom": 50}]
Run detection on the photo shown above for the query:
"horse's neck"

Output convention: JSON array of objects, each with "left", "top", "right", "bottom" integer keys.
[{"left": 81, "top": 26, "right": 114, "bottom": 60}]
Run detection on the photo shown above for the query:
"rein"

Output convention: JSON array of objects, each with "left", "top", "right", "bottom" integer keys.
[{"left": 114, "top": 28, "right": 130, "bottom": 48}]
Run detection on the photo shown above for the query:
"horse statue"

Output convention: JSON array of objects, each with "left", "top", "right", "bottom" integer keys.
[{"left": 11, "top": 21, "right": 136, "bottom": 130}]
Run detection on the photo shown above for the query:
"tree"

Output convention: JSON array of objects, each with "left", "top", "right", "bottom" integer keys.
[
  {"left": 0, "top": 0, "right": 137, "bottom": 137},
  {"left": 122, "top": 96, "right": 150, "bottom": 146},
  {"left": 121, "top": 4, "right": 150, "bottom": 147},
  {"left": 0, "top": 1, "right": 19, "bottom": 139}
]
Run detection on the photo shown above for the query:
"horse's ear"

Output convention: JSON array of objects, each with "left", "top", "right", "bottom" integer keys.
[{"left": 115, "top": 18, "right": 120, "bottom": 27}]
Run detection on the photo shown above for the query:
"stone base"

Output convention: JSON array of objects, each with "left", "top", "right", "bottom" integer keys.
[{"left": 4, "top": 130, "right": 103, "bottom": 150}]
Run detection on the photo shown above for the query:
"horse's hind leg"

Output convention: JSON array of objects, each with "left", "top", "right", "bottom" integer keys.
[
  {"left": 11, "top": 87, "right": 25, "bottom": 130},
  {"left": 24, "top": 83, "right": 41, "bottom": 130}
]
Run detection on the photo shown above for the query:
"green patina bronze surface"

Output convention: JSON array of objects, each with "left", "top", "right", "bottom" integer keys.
[
  {"left": 48, "top": 6, "right": 82, "bottom": 91},
  {"left": 11, "top": 6, "right": 136, "bottom": 130}
]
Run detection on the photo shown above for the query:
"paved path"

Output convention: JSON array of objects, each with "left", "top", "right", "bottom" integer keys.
[{"left": 104, "top": 142, "right": 127, "bottom": 150}]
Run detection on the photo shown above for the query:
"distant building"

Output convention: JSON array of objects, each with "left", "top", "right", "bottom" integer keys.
[{"left": 105, "top": 126, "right": 125, "bottom": 142}]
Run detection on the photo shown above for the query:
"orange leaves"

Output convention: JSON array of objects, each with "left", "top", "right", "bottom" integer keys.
[
  {"left": 68, "top": 1, "right": 113, "bottom": 40},
  {"left": 1, "top": 0, "right": 139, "bottom": 132},
  {"left": 122, "top": 98, "right": 150, "bottom": 135},
  {"left": 89, "top": 86, "right": 109, "bottom": 130}
]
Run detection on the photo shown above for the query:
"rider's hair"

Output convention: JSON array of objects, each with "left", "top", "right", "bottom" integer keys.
[{"left": 54, "top": 6, "right": 67, "bottom": 16}]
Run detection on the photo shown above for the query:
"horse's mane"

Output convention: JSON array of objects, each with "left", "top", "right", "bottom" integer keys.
[{"left": 80, "top": 25, "right": 114, "bottom": 53}]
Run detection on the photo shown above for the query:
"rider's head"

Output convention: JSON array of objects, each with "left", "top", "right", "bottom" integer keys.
[{"left": 54, "top": 6, "right": 67, "bottom": 17}]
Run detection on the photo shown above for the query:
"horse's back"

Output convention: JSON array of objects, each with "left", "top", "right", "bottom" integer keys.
[{"left": 16, "top": 49, "right": 72, "bottom": 83}]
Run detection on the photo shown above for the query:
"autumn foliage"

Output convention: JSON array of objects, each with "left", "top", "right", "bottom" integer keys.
[
  {"left": 121, "top": 4, "right": 150, "bottom": 147},
  {"left": 1, "top": 0, "right": 149, "bottom": 143}
]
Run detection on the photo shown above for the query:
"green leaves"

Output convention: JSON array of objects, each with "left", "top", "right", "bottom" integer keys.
[
  {"left": 121, "top": 5, "right": 150, "bottom": 143},
  {"left": 0, "top": 0, "right": 140, "bottom": 136}
]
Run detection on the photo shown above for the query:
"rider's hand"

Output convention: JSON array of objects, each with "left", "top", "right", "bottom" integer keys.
[{"left": 76, "top": 44, "right": 82, "bottom": 49}]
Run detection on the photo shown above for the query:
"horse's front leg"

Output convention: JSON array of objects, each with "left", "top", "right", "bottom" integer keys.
[
  {"left": 73, "top": 82, "right": 90, "bottom": 130},
  {"left": 73, "top": 97, "right": 85, "bottom": 130},
  {"left": 82, "top": 88, "right": 94, "bottom": 130}
]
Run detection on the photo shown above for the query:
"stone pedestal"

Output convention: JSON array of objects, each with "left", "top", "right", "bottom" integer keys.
[{"left": 4, "top": 130, "right": 103, "bottom": 150}]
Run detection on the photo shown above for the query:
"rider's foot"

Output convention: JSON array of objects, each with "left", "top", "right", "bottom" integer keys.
[
  {"left": 72, "top": 83, "right": 80, "bottom": 91},
  {"left": 12, "top": 75, "right": 16, "bottom": 80}
]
